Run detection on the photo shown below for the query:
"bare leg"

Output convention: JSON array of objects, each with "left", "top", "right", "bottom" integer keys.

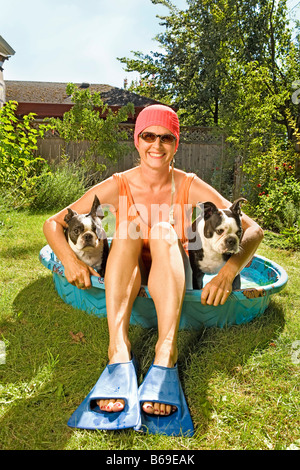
[
  {"left": 143, "top": 222, "right": 186, "bottom": 416},
  {"left": 97, "top": 224, "right": 143, "bottom": 412}
]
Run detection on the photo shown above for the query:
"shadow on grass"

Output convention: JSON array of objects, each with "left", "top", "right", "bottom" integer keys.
[
  {"left": 180, "top": 298, "right": 286, "bottom": 438},
  {"left": 0, "top": 276, "right": 111, "bottom": 449},
  {"left": 0, "top": 242, "right": 46, "bottom": 259},
  {"left": 0, "top": 275, "right": 286, "bottom": 449}
]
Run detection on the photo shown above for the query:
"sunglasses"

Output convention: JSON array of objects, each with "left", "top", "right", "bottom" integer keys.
[{"left": 139, "top": 131, "right": 176, "bottom": 145}]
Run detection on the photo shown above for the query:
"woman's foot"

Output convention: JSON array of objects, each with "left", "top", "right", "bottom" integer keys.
[
  {"left": 96, "top": 345, "right": 178, "bottom": 416},
  {"left": 142, "top": 342, "right": 178, "bottom": 416},
  {"left": 96, "top": 347, "right": 130, "bottom": 413}
]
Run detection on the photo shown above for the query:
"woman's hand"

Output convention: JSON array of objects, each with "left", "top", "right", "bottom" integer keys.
[
  {"left": 63, "top": 257, "right": 100, "bottom": 289},
  {"left": 201, "top": 271, "right": 235, "bottom": 306}
]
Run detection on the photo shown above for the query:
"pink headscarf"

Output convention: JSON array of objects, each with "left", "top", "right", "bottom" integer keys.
[{"left": 134, "top": 104, "right": 180, "bottom": 151}]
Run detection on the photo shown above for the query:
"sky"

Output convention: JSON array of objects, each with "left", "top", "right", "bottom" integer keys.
[{"left": 1, "top": 0, "right": 299, "bottom": 90}]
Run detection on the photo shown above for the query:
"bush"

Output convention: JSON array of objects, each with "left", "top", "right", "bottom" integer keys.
[
  {"left": 263, "top": 229, "right": 300, "bottom": 251},
  {"left": 256, "top": 175, "right": 300, "bottom": 231},
  {"left": 31, "top": 162, "right": 87, "bottom": 211},
  {"left": 0, "top": 101, "right": 51, "bottom": 208},
  {"left": 240, "top": 137, "right": 300, "bottom": 250}
]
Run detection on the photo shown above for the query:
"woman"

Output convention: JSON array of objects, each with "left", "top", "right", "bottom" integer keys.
[{"left": 43, "top": 104, "right": 263, "bottom": 433}]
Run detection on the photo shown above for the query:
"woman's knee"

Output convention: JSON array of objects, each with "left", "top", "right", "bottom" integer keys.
[
  {"left": 149, "top": 222, "right": 188, "bottom": 279},
  {"left": 111, "top": 222, "right": 143, "bottom": 257},
  {"left": 149, "top": 221, "right": 178, "bottom": 247}
]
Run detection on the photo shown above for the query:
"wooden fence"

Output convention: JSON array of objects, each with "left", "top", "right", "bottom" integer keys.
[{"left": 37, "top": 125, "right": 231, "bottom": 192}]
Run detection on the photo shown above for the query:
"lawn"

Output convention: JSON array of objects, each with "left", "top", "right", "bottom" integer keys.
[{"left": 0, "top": 209, "right": 299, "bottom": 450}]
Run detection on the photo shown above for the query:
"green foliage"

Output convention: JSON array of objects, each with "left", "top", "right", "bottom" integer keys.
[
  {"left": 0, "top": 101, "right": 51, "bottom": 207},
  {"left": 256, "top": 175, "right": 300, "bottom": 228},
  {"left": 245, "top": 143, "right": 298, "bottom": 201},
  {"left": 0, "top": 87, "right": 135, "bottom": 211},
  {"left": 244, "top": 149, "right": 300, "bottom": 249},
  {"left": 263, "top": 229, "right": 300, "bottom": 251},
  {"left": 120, "top": 0, "right": 297, "bottom": 127},
  {"left": 48, "top": 84, "right": 135, "bottom": 181},
  {"left": 31, "top": 162, "right": 87, "bottom": 211},
  {"left": 223, "top": 59, "right": 300, "bottom": 249}
]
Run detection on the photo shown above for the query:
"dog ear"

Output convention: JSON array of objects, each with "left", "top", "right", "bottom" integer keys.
[
  {"left": 230, "top": 198, "right": 247, "bottom": 216},
  {"left": 203, "top": 201, "right": 219, "bottom": 220},
  {"left": 64, "top": 208, "right": 77, "bottom": 225},
  {"left": 89, "top": 195, "right": 104, "bottom": 219}
]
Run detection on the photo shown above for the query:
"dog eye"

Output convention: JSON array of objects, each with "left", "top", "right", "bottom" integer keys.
[
  {"left": 216, "top": 229, "right": 224, "bottom": 235},
  {"left": 73, "top": 228, "right": 80, "bottom": 235}
]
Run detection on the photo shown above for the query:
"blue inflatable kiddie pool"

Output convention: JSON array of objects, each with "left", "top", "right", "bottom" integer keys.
[{"left": 39, "top": 241, "right": 288, "bottom": 329}]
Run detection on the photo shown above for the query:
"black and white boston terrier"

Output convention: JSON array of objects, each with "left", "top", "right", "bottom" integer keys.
[
  {"left": 64, "top": 195, "right": 109, "bottom": 278},
  {"left": 188, "top": 198, "right": 246, "bottom": 290}
]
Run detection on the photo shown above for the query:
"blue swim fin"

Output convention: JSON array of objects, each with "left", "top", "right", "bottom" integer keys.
[
  {"left": 68, "top": 357, "right": 141, "bottom": 431},
  {"left": 135, "top": 363, "right": 194, "bottom": 437}
]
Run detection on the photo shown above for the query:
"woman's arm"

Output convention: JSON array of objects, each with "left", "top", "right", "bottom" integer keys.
[
  {"left": 189, "top": 176, "right": 264, "bottom": 306},
  {"left": 43, "top": 176, "right": 119, "bottom": 289}
]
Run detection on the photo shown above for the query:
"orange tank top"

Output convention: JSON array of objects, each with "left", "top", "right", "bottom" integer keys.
[{"left": 112, "top": 172, "right": 196, "bottom": 270}]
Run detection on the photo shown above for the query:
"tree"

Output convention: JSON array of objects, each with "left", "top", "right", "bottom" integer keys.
[
  {"left": 49, "top": 83, "right": 135, "bottom": 182},
  {"left": 119, "top": 0, "right": 299, "bottom": 133}
]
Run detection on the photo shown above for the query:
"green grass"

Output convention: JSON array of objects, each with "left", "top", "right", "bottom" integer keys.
[{"left": 0, "top": 209, "right": 299, "bottom": 450}]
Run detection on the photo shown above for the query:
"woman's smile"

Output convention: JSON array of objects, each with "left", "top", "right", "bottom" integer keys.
[{"left": 148, "top": 151, "right": 166, "bottom": 159}]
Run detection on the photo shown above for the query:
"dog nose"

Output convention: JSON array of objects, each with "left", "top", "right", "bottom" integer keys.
[
  {"left": 226, "top": 237, "right": 237, "bottom": 249},
  {"left": 84, "top": 233, "right": 93, "bottom": 243}
]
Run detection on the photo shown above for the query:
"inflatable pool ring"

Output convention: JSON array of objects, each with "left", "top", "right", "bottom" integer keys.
[{"left": 39, "top": 241, "right": 288, "bottom": 329}]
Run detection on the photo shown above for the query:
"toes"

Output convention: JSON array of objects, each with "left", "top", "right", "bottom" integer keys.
[
  {"left": 111, "top": 400, "right": 125, "bottom": 412},
  {"left": 96, "top": 399, "right": 125, "bottom": 412},
  {"left": 142, "top": 402, "right": 154, "bottom": 414},
  {"left": 102, "top": 399, "right": 110, "bottom": 410},
  {"left": 96, "top": 399, "right": 107, "bottom": 410},
  {"left": 105, "top": 401, "right": 114, "bottom": 412},
  {"left": 106, "top": 400, "right": 124, "bottom": 412},
  {"left": 153, "top": 402, "right": 161, "bottom": 415},
  {"left": 142, "top": 402, "right": 177, "bottom": 416}
]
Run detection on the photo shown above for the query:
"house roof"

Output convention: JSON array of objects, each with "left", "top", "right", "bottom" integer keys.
[
  {"left": 4, "top": 80, "right": 162, "bottom": 120},
  {"left": 5, "top": 80, "right": 160, "bottom": 107},
  {"left": 0, "top": 36, "right": 15, "bottom": 57}
]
